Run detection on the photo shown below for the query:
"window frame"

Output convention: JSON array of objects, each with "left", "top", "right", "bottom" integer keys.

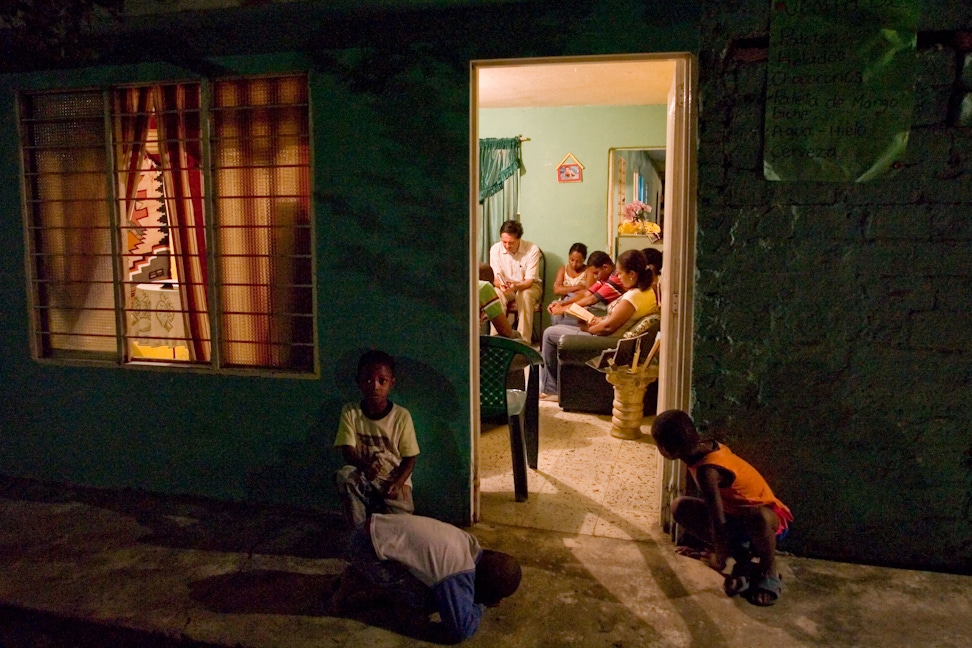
[{"left": 17, "top": 73, "right": 319, "bottom": 378}]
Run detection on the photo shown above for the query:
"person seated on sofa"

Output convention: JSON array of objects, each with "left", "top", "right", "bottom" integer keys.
[
  {"left": 539, "top": 249, "right": 658, "bottom": 401},
  {"left": 548, "top": 242, "right": 593, "bottom": 315},
  {"left": 478, "top": 263, "right": 520, "bottom": 340},
  {"left": 548, "top": 251, "right": 624, "bottom": 326},
  {"left": 641, "top": 248, "right": 663, "bottom": 305}
]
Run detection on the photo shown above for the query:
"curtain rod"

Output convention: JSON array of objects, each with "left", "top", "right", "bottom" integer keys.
[{"left": 518, "top": 135, "right": 530, "bottom": 141}]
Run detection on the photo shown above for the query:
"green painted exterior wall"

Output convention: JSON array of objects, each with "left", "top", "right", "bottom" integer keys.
[
  {"left": 479, "top": 104, "right": 666, "bottom": 318},
  {"left": 0, "top": 1, "right": 699, "bottom": 528},
  {"left": 696, "top": 0, "right": 972, "bottom": 572},
  {"left": 0, "top": 50, "right": 474, "bottom": 522},
  {"left": 1, "top": 0, "right": 970, "bottom": 572}
]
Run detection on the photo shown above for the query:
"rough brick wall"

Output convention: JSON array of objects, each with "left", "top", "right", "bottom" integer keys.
[{"left": 696, "top": 1, "right": 972, "bottom": 572}]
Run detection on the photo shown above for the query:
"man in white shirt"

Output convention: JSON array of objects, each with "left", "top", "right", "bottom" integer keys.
[{"left": 488, "top": 220, "right": 543, "bottom": 343}]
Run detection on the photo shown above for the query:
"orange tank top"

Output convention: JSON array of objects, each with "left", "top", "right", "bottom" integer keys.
[{"left": 688, "top": 443, "right": 793, "bottom": 534}]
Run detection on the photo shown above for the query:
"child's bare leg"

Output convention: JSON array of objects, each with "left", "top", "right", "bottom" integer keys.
[
  {"left": 741, "top": 506, "right": 779, "bottom": 575},
  {"left": 741, "top": 505, "right": 780, "bottom": 605},
  {"left": 671, "top": 496, "right": 712, "bottom": 544}
]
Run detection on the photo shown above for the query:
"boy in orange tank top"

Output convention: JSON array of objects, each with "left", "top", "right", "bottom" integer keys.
[{"left": 651, "top": 409, "right": 793, "bottom": 606}]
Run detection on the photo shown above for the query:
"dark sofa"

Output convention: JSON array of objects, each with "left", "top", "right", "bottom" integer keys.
[{"left": 556, "top": 314, "right": 661, "bottom": 415}]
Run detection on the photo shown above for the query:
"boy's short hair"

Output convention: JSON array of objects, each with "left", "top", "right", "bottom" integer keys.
[
  {"left": 474, "top": 549, "right": 522, "bottom": 605},
  {"left": 478, "top": 262, "right": 495, "bottom": 283},
  {"left": 357, "top": 349, "right": 395, "bottom": 377},
  {"left": 586, "top": 250, "right": 613, "bottom": 268},
  {"left": 651, "top": 409, "right": 698, "bottom": 457}
]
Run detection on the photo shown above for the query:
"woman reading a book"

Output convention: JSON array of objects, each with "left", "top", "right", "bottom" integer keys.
[{"left": 538, "top": 249, "right": 658, "bottom": 401}]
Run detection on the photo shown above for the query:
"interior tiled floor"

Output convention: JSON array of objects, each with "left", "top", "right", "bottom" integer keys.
[{"left": 479, "top": 400, "right": 663, "bottom": 541}]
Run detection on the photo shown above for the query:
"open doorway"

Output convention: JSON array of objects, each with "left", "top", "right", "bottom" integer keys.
[{"left": 469, "top": 54, "right": 698, "bottom": 537}]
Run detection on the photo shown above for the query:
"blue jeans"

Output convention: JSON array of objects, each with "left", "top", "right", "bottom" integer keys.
[
  {"left": 540, "top": 324, "right": 592, "bottom": 394},
  {"left": 548, "top": 312, "right": 581, "bottom": 327}
]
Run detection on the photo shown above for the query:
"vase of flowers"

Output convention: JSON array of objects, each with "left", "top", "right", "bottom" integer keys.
[{"left": 619, "top": 200, "right": 661, "bottom": 241}]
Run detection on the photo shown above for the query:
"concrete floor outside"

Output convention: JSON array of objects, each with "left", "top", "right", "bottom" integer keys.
[{"left": 1, "top": 475, "right": 971, "bottom": 647}]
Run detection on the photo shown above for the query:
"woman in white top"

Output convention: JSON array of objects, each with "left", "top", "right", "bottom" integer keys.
[
  {"left": 549, "top": 242, "right": 594, "bottom": 325},
  {"left": 553, "top": 242, "right": 593, "bottom": 296},
  {"left": 540, "top": 249, "right": 658, "bottom": 397}
]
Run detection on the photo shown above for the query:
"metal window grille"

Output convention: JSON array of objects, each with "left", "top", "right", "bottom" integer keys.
[{"left": 19, "top": 76, "right": 316, "bottom": 374}]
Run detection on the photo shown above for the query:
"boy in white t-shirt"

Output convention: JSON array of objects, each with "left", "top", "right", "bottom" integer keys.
[
  {"left": 334, "top": 350, "right": 420, "bottom": 527},
  {"left": 329, "top": 513, "right": 521, "bottom": 642}
]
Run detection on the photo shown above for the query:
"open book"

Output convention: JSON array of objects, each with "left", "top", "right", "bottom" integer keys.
[{"left": 565, "top": 302, "right": 596, "bottom": 323}]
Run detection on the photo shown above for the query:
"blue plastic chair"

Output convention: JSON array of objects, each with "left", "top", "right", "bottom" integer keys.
[{"left": 479, "top": 335, "right": 543, "bottom": 502}]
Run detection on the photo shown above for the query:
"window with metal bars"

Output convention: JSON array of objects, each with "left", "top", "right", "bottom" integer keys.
[{"left": 19, "top": 75, "right": 315, "bottom": 374}]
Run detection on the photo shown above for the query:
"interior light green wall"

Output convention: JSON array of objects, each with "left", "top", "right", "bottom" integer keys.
[{"left": 479, "top": 105, "right": 666, "bottom": 315}]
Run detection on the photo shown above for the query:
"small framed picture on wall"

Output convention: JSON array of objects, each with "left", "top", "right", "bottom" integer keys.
[
  {"left": 558, "top": 164, "right": 583, "bottom": 182},
  {"left": 557, "top": 152, "right": 584, "bottom": 183}
]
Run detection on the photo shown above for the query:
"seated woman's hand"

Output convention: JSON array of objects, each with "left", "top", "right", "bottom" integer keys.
[
  {"left": 548, "top": 302, "right": 564, "bottom": 315},
  {"left": 587, "top": 316, "right": 614, "bottom": 336}
]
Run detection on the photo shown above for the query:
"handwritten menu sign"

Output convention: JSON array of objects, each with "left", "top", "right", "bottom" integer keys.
[{"left": 764, "top": 0, "right": 918, "bottom": 182}]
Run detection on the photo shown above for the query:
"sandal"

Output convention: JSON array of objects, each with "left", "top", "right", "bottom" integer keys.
[
  {"left": 723, "top": 560, "right": 752, "bottom": 597},
  {"left": 746, "top": 573, "right": 783, "bottom": 607}
]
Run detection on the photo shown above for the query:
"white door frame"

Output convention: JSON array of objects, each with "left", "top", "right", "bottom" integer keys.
[
  {"left": 468, "top": 53, "right": 699, "bottom": 526},
  {"left": 657, "top": 55, "right": 698, "bottom": 532}
]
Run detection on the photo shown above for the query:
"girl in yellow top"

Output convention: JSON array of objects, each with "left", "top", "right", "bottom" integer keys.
[{"left": 651, "top": 409, "right": 793, "bottom": 607}]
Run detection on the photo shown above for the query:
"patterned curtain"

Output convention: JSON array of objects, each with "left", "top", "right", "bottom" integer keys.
[
  {"left": 113, "top": 87, "right": 152, "bottom": 228},
  {"left": 478, "top": 137, "right": 521, "bottom": 262},
  {"left": 153, "top": 83, "right": 212, "bottom": 362}
]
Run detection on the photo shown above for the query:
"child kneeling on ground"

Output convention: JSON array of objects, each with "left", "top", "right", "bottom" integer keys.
[
  {"left": 329, "top": 513, "right": 521, "bottom": 642},
  {"left": 651, "top": 409, "right": 793, "bottom": 606}
]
